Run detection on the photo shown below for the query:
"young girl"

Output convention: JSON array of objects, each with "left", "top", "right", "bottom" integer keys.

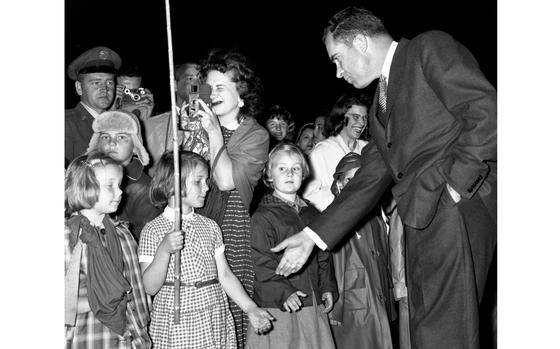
[
  {"left": 64, "top": 153, "right": 151, "bottom": 349},
  {"left": 247, "top": 143, "right": 338, "bottom": 349},
  {"left": 138, "top": 151, "right": 274, "bottom": 349}
]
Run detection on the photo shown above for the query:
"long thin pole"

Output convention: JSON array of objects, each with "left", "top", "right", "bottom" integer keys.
[{"left": 163, "top": 0, "right": 182, "bottom": 325}]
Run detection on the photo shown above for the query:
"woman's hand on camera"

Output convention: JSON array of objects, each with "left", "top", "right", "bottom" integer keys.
[{"left": 194, "top": 98, "right": 220, "bottom": 134}]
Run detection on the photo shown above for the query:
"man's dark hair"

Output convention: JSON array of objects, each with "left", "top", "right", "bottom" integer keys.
[
  {"left": 323, "top": 6, "right": 388, "bottom": 45},
  {"left": 118, "top": 63, "right": 142, "bottom": 78}
]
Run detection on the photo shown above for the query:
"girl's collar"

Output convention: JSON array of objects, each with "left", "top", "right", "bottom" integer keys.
[{"left": 163, "top": 206, "right": 195, "bottom": 222}]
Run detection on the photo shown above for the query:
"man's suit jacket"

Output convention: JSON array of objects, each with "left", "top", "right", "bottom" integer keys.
[
  {"left": 65, "top": 102, "right": 95, "bottom": 166},
  {"left": 310, "top": 31, "right": 497, "bottom": 248}
]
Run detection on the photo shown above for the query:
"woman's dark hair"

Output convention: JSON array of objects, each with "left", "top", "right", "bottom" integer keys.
[
  {"left": 201, "top": 48, "right": 264, "bottom": 122},
  {"left": 149, "top": 151, "right": 209, "bottom": 209},
  {"left": 325, "top": 92, "right": 371, "bottom": 137}
]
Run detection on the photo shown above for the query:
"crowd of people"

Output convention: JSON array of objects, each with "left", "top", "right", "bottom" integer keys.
[{"left": 64, "top": 6, "right": 496, "bottom": 349}]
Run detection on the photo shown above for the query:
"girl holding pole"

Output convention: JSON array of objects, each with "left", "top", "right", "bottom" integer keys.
[{"left": 138, "top": 151, "right": 273, "bottom": 349}]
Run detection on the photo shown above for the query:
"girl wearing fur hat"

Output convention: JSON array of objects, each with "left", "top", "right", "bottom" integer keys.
[
  {"left": 64, "top": 153, "right": 151, "bottom": 348},
  {"left": 87, "top": 110, "right": 162, "bottom": 242}
]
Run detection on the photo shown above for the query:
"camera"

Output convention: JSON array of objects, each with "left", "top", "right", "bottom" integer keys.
[
  {"left": 115, "top": 86, "right": 153, "bottom": 120},
  {"left": 124, "top": 87, "right": 147, "bottom": 102},
  {"left": 179, "top": 83, "right": 212, "bottom": 131}
]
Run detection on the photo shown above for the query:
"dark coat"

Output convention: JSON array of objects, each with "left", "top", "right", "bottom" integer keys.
[
  {"left": 251, "top": 194, "right": 338, "bottom": 310},
  {"left": 116, "top": 158, "right": 162, "bottom": 242},
  {"left": 309, "top": 31, "right": 497, "bottom": 349},
  {"left": 65, "top": 102, "right": 95, "bottom": 166}
]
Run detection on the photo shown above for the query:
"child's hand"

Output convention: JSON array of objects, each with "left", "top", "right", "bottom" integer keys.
[
  {"left": 247, "top": 305, "right": 275, "bottom": 335},
  {"left": 321, "top": 292, "right": 334, "bottom": 313},
  {"left": 159, "top": 229, "right": 184, "bottom": 254},
  {"left": 283, "top": 290, "right": 307, "bottom": 312}
]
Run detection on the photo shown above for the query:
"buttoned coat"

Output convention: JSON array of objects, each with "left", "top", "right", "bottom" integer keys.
[{"left": 310, "top": 31, "right": 496, "bottom": 349}]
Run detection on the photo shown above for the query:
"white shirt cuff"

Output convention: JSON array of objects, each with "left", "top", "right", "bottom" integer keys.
[{"left": 303, "top": 227, "right": 328, "bottom": 251}]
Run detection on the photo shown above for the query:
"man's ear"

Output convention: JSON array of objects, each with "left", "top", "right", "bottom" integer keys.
[
  {"left": 75, "top": 81, "right": 83, "bottom": 96},
  {"left": 353, "top": 34, "right": 368, "bottom": 53}
]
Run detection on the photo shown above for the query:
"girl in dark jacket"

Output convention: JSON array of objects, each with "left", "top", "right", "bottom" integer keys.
[{"left": 247, "top": 143, "right": 338, "bottom": 349}]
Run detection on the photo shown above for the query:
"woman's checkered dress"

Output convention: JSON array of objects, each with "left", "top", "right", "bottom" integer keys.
[
  {"left": 138, "top": 208, "right": 236, "bottom": 349},
  {"left": 208, "top": 126, "right": 255, "bottom": 349}
]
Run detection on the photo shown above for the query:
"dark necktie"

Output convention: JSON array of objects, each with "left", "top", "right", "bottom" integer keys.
[{"left": 378, "top": 75, "right": 387, "bottom": 114}]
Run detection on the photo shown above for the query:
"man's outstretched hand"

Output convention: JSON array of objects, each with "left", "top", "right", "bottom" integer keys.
[{"left": 270, "top": 231, "right": 316, "bottom": 276}]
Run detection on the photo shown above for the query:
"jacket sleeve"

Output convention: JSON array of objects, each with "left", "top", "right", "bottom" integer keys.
[
  {"left": 316, "top": 249, "right": 339, "bottom": 302},
  {"left": 329, "top": 248, "right": 345, "bottom": 322},
  {"left": 251, "top": 212, "right": 298, "bottom": 309},
  {"left": 421, "top": 32, "right": 497, "bottom": 199},
  {"left": 309, "top": 142, "right": 393, "bottom": 249}
]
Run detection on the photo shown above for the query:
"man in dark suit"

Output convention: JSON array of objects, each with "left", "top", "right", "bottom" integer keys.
[
  {"left": 65, "top": 46, "right": 121, "bottom": 166},
  {"left": 271, "top": 6, "right": 496, "bottom": 349}
]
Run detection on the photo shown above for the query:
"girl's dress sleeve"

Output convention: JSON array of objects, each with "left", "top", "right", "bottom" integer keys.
[
  {"left": 138, "top": 222, "right": 159, "bottom": 264},
  {"left": 210, "top": 219, "right": 226, "bottom": 256}
]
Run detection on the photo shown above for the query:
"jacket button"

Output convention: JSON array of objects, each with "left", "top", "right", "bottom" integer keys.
[
  {"left": 387, "top": 142, "right": 392, "bottom": 149},
  {"left": 397, "top": 172, "right": 403, "bottom": 179}
]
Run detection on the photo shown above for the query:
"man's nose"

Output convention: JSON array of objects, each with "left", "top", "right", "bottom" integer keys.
[{"left": 336, "top": 65, "right": 344, "bottom": 79}]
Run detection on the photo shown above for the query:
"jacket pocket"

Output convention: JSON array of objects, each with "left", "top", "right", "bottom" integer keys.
[{"left": 343, "top": 268, "right": 368, "bottom": 310}]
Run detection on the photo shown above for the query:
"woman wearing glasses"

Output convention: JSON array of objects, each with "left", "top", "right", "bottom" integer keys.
[{"left": 303, "top": 92, "right": 371, "bottom": 212}]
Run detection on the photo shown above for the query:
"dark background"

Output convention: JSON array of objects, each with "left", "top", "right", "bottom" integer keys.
[{"left": 65, "top": 0, "right": 496, "bottom": 126}]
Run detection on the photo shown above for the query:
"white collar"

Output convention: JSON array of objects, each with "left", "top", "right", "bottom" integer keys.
[
  {"left": 163, "top": 205, "right": 195, "bottom": 222},
  {"left": 222, "top": 118, "right": 240, "bottom": 131},
  {"left": 80, "top": 102, "right": 101, "bottom": 118},
  {"left": 381, "top": 41, "right": 398, "bottom": 85}
]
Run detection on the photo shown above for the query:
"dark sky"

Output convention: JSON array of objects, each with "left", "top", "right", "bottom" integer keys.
[{"left": 65, "top": 0, "right": 496, "bottom": 125}]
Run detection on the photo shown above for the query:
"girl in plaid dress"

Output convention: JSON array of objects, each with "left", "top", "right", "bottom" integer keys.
[
  {"left": 64, "top": 153, "right": 151, "bottom": 349},
  {"left": 139, "top": 151, "right": 274, "bottom": 349}
]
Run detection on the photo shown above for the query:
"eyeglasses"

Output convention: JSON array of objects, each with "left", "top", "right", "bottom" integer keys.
[{"left": 345, "top": 113, "right": 367, "bottom": 122}]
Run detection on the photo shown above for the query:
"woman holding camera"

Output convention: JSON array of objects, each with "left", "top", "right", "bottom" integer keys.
[{"left": 194, "top": 49, "right": 269, "bottom": 349}]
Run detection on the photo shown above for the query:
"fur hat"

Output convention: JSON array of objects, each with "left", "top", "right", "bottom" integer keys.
[{"left": 87, "top": 110, "right": 150, "bottom": 166}]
